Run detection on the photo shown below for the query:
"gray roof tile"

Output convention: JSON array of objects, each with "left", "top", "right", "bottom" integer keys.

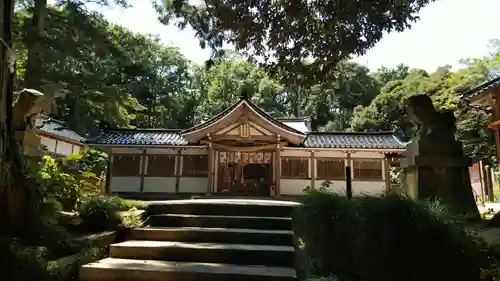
[
  {"left": 304, "top": 132, "right": 406, "bottom": 149},
  {"left": 459, "top": 73, "right": 500, "bottom": 101},
  {"left": 88, "top": 129, "right": 187, "bottom": 146},
  {"left": 35, "top": 117, "right": 86, "bottom": 143},
  {"left": 89, "top": 129, "right": 404, "bottom": 150}
]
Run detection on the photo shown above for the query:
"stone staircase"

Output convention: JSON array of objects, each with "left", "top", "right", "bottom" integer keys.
[{"left": 80, "top": 199, "right": 300, "bottom": 281}]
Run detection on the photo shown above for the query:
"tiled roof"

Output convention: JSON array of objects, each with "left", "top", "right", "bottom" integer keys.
[
  {"left": 276, "top": 117, "right": 312, "bottom": 133},
  {"left": 89, "top": 129, "right": 405, "bottom": 150},
  {"left": 181, "top": 96, "right": 306, "bottom": 136},
  {"left": 35, "top": 117, "right": 86, "bottom": 143},
  {"left": 304, "top": 132, "right": 406, "bottom": 149},
  {"left": 459, "top": 72, "right": 500, "bottom": 101},
  {"left": 87, "top": 129, "right": 187, "bottom": 146}
]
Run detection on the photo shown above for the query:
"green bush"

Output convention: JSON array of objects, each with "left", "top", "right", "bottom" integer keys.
[
  {"left": 295, "top": 191, "right": 500, "bottom": 281},
  {"left": 78, "top": 196, "right": 122, "bottom": 232},
  {"left": 112, "top": 197, "right": 149, "bottom": 210},
  {"left": 0, "top": 238, "right": 52, "bottom": 281},
  {"left": 33, "top": 155, "right": 95, "bottom": 210},
  {"left": 18, "top": 216, "right": 79, "bottom": 259}
]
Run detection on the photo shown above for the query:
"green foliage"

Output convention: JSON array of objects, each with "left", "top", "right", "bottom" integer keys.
[
  {"left": 77, "top": 195, "right": 146, "bottom": 231},
  {"left": 112, "top": 197, "right": 149, "bottom": 210},
  {"left": 33, "top": 155, "right": 95, "bottom": 210},
  {"left": 350, "top": 55, "right": 498, "bottom": 160},
  {"left": 77, "top": 196, "right": 122, "bottom": 232},
  {"left": 156, "top": 0, "right": 434, "bottom": 83},
  {"left": 70, "top": 149, "right": 108, "bottom": 176},
  {"left": 295, "top": 191, "right": 500, "bottom": 281},
  {"left": 306, "top": 277, "right": 338, "bottom": 281},
  {"left": 120, "top": 208, "right": 144, "bottom": 228},
  {"left": 0, "top": 238, "right": 51, "bottom": 281},
  {"left": 19, "top": 216, "right": 78, "bottom": 259}
]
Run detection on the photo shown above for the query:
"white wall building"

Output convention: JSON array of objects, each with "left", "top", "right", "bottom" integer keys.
[{"left": 88, "top": 96, "right": 405, "bottom": 198}]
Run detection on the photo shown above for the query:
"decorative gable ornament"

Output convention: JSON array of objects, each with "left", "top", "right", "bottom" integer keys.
[{"left": 239, "top": 123, "right": 250, "bottom": 138}]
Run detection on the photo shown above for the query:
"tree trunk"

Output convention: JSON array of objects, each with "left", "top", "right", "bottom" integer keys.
[
  {"left": 24, "top": 0, "right": 47, "bottom": 89},
  {"left": 0, "top": 0, "right": 39, "bottom": 234}
]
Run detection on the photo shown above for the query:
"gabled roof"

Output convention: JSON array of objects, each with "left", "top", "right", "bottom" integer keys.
[
  {"left": 180, "top": 95, "right": 307, "bottom": 144},
  {"left": 35, "top": 116, "right": 86, "bottom": 144},
  {"left": 88, "top": 129, "right": 406, "bottom": 150},
  {"left": 304, "top": 132, "right": 406, "bottom": 149}
]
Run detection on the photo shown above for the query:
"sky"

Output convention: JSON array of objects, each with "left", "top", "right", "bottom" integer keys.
[{"left": 86, "top": 0, "right": 500, "bottom": 73}]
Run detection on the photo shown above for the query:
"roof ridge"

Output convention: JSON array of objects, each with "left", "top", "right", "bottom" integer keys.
[
  {"left": 308, "top": 131, "right": 396, "bottom": 136},
  {"left": 460, "top": 75, "right": 500, "bottom": 99},
  {"left": 106, "top": 128, "right": 182, "bottom": 132}
]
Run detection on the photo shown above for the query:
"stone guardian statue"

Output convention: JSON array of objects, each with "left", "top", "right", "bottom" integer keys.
[{"left": 401, "top": 94, "right": 479, "bottom": 218}]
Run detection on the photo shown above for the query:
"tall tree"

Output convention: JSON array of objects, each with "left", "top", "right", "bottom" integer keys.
[
  {"left": 350, "top": 63, "right": 497, "bottom": 160},
  {"left": 154, "top": 0, "right": 434, "bottom": 83},
  {"left": 1, "top": 0, "right": 39, "bottom": 233}
]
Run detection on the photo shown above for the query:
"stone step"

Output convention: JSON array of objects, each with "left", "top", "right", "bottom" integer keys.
[
  {"left": 147, "top": 199, "right": 299, "bottom": 218},
  {"left": 80, "top": 258, "right": 297, "bottom": 281},
  {"left": 147, "top": 214, "right": 293, "bottom": 230},
  {"left": 110, "top": 240, "right": 295, "bottom": 267},
  {"left": 129, "top": 226, "right": 294, "bottom": 246}
]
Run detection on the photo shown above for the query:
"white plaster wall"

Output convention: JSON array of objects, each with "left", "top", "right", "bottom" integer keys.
[
  {"left": 179, "top": 177, "right": 208, "bottom": 193},
  {"left": 112, "top": 147, "right": 142, "bottom": 154},
  {"left": 182, "top": 148, "right": 208, "bottom": 155},
  {"left": 280, "top": 178, "right": 386, "bottom": 196},
  {"left": 40, "top": 136, "right": 56, "bottom": 152},
  {"left": 281, "top": 149, "right": 310, "bottom": 157},
  {"left": 56, "top": 141, "right": 74, "bottom": 156},
  {"left": 351, "top": 151, "right": 385, "bottom": 159},
  {"left": 352, "top": 181, "right": 386, "bottom": 196},
  {"left": 143, "top": 177, "right": 176, "bottom": 193},
  {"left": 110, "top": 176, "right": 141, "bottom": 192},
  {"left": 314, "top": 150, "right": 347, "bottom": 158},
  {"left": 280, "top": 179, "right": 311, "bottom": 195},
  {"left": 146, "top": 148, "right": 178, "bottom": 155},
  {"left": 72, "top": 145, "right": 81, "bottom": 154}
]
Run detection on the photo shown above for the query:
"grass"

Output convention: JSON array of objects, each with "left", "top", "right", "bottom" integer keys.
[{"left": 112, "top": 197, "right": 149, "bottom": 211}]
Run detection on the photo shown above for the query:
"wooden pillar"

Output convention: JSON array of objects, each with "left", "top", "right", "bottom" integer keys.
[
  {"left": 175, "top": 149, "right": 181, "bottom": 193},
  {"left": 345, "top": 151, "right": 352, "bottom": 199},
  {"left": 491, "top": 94, "right": 500, "bottom": 171},
  {"left": 54, "top": 139, "right": 59, "bottom": 154},
  {"left": 139, "top": 148, "right": 147, "bottom": 192},
  {"left": 207, "top": 134, "right": 214, "bottom": 194},
  {"left": 275, "top": 135, "right": 281, "bottom": 196},
  {"left": 311, "top": 150, "right": 316, "bottom": 189},
  {"left": 105, "top": 148, "right": 112, "bottom": 194},
  {"left": 384, "top": 156, "right": 391, "bottom": 193}
]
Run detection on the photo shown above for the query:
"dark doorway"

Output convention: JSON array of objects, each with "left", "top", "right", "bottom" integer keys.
[{"left": 217, "top": 162, "right": 273, "bottom": 196}]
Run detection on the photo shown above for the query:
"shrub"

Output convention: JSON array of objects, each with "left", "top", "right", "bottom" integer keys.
[
  {"left": 0, "top": 238, "right": 51, "bottom": 281},
  {"left": 78, "top": 196, "right": 122, "bottom": 232},
  {"left": 33, "top": 155, "right": 95, "bottom": 210},
  {"left": 18, "top": 216, "right": 78, "bottom": 259},
  {"left": 295, "top": 191, "right": 500, "bottom": 281},
  {"left": 112, "top": 197, "right": 149, "bottom": 210},
  {"left": 120, "top": 207, "right": 144, "bottom": 228}
]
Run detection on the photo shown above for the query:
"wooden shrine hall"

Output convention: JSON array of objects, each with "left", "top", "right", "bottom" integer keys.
[{"left": 88, "top": 94, "right": 406, "bottom": 198}]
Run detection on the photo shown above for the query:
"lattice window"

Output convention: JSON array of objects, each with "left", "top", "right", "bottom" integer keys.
[
  {"left": 112, "top": 155, "right": 141, "bottom": 176},
  {"left": 281, "top": 158, "right": 309, "bottom": 179},
  {"left": 182, "top": 155, "right": 208, "bottom": 177},
  {"left": 317, "top": 159, "right": 345, "bottom": 180},
  {"left": 147, "top": 155, "right": 176, "bottom": 177},
  {"left": 352, "top": 159, "right": 383, "bottom": 180}
]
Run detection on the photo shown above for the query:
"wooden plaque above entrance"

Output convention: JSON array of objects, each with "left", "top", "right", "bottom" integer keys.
[
  {"left": 219, "top": 151, "right": 273, "bottom": 164},
  {"left": 180, "top": 97, "right": 306, "bottom": 145}
]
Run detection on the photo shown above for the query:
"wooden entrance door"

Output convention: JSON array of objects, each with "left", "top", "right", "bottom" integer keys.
[{"left": 216, "top": 151, "right": 273, "bottom": 196}]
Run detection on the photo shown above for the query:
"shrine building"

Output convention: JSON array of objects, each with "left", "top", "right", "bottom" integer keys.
[{"left": 88, "top": 95, "right": 406, "bottom": 198}]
